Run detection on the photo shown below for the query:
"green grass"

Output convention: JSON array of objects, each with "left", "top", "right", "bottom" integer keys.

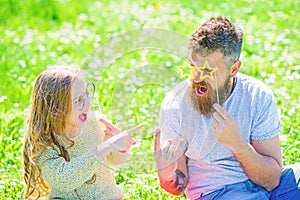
[{"left": 0, "top": 0, "right": 299, "bottom": 199}]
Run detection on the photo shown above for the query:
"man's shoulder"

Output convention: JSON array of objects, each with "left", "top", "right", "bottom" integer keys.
[
  {"left": 237, "top": 73, "right": 274, "bottom": 96},
  {"left": 161, "top": 79, "right": 189, "bottom": 110}
]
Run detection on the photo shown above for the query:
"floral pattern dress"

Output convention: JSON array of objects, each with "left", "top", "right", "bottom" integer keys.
[{"left": 38, "top": 111, "right": 124, "bottom": 199}]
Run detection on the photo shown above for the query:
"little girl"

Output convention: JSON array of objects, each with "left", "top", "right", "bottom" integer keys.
[{"left": 22, "top": 66, "right": 142, "bottom": 199}]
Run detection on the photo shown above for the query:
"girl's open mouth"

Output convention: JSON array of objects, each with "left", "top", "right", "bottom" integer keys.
[{"left": 79, "top": 112, "right": 88, "bottom": 122}]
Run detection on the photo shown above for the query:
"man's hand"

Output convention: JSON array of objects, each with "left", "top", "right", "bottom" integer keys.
[
  {"left": 154, "top": 129, "right": 186, "bottom": 181},
  {"left": 210, "top": 103, "right": 245, "bottom": 150},
  {"left": 210, "top": 104, "right": 282, "bottom": 190}
]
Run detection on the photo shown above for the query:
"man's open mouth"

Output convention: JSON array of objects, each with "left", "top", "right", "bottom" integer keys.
[{"left": 195, "top": 85, "right": 208, "bottom": 97}]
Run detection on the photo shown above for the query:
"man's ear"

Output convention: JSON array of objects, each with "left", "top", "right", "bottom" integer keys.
[{"left": 230, "top": 60, "right": 241, "bottom": 78}]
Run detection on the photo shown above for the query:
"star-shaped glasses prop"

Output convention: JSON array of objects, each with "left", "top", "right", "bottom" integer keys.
[
  {"left": 176, "top": 60, "right": 218, "bottom": 80},
  {"left": 191, "top": 60, "right": 218, "bottom": 81}
]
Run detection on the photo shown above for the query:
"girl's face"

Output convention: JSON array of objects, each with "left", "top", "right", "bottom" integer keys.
[{"left": 65, "top": 76, "right": 93, "bottom": 138}]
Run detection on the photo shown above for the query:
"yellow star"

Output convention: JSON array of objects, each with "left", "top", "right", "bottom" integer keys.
[
  {"left": 191, "top": 60, "right": 217, "bottom": 81},
  {"left": 175, "top": 61, "right": 191, "bottom": 78}
]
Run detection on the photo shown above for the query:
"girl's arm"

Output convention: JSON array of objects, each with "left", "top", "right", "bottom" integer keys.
[
  {"left": 107, "top": 151, "right": 130, "bottom": 165},
  {"left": 38, "top": 146, "right": 101, "bottom": 193},
  {"left": 99, "top": 118, "right": 131, "bottom": 165}
]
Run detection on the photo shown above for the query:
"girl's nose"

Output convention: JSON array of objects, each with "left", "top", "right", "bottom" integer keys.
[{"left": 85, "top": 97, "right": 92, "bottom": 108}]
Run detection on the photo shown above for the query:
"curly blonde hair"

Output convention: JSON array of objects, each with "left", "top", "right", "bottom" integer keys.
[{"left": 22, "top": 66, "right": 80, "bottom": 199}]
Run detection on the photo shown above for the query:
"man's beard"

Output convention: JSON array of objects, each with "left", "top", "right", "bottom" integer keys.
[{"left": 188, "top": 76, "right": 231, "bottom": 117}]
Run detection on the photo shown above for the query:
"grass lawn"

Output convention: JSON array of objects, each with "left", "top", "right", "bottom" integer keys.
[{"left": 0, "top": 0, "right": 299, "bottom": 199}]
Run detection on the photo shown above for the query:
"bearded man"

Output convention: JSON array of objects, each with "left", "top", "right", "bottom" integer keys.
[{"left": 154, "top": 16, "right": 300, "bottom": 200}]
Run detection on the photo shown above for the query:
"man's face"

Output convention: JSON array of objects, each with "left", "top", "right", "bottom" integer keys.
[{"left": 188, "top": 50, "right": 231, "bottom": 116}]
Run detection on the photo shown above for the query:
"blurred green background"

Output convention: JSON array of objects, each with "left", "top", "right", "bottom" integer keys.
[{"left": 0, "top": 0, "right": 299, "bottom": 199}]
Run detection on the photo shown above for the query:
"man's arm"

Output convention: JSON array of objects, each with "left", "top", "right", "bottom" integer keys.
[
  {"left": 231, "top": 135, "right": 282, "bottom": 191},
  {"left": 159, "top": 154, "right": 188, "bottom": 195},
  {"left": 154, "top": 129, "right": 188, "bottom": 196},
  {"left": 211, "top": 104, "right": 282, "bottom": 191}
]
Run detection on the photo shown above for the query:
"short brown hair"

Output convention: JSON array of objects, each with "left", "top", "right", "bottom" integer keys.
[{"left": 190, "top": 16, "right": 243, "bottom": 65}]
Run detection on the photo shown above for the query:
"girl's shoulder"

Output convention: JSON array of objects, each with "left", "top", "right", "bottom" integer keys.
[
  {"left": 74, "top": 111, "right": 105, "bottom": 152},
  {"left": 37, "top": 134, "right": 72, "bottom": 163},
  {"left": 84, "top": 110, "right": 106, "bottom": 136},
  {"left": 37, "top": 144, "right": 61, "bottom": 166}
]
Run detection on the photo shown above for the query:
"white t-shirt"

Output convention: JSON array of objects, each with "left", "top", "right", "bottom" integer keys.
[{"left": 159, "top": 73, "right": 281, "bottom": 199}]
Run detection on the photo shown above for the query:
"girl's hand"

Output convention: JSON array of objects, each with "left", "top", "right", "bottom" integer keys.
[
  {"left": 107, "top": 124, "right": 143, "bottom": 153},
  {"left": 96, "top": 124, "right": 143, "bottom": 162},
  {"left": 99, "top": 118, "right": 121, "bottom": 141}
]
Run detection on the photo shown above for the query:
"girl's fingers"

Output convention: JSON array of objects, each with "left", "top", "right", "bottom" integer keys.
[
  {"left": 119, "top": 144, "right": 131, "bottom": 153},
  {"left": 128, "top": 137, "right": 136, "bottom": 145},
  {"left": 126, "top": 124, "right": 143, "bottom": 136},
  {"left": 104, "top": 129, "right": 119, "bottom": 136},
  {"left": 99, "top": 118, "right": 120, "bottom": 131},
  {"left": 118, "top": 124, "right": 143, "bottom": 145}
]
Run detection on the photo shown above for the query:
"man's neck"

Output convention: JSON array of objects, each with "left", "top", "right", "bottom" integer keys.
[{"left": 227, "top": 76, "right": 237, "bottom": 99}]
